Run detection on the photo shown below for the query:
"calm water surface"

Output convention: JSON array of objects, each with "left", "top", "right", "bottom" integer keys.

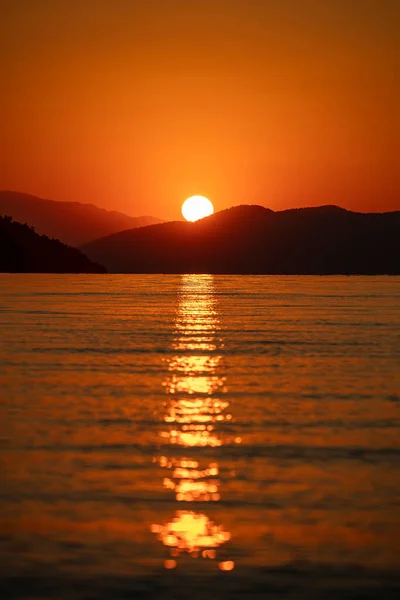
[{"left": 0, "top": 275, "right": 399, "bottom": 599}]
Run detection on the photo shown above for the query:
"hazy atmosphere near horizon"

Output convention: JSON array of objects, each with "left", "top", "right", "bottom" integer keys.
[
  {"left": 1, "top": 2, "right": 400, "bottom": 600},
  {"left": 2, "top": 0, "right": 399, "bottom": 218}
]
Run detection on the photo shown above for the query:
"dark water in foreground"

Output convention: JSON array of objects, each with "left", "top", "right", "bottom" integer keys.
[{"left": 0, "top": 274, "right": 399, "bottom": 599}]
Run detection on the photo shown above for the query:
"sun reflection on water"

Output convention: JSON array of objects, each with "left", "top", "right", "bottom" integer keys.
[{"left": 152, "top": 274, "right": 235, "bottom": 569}]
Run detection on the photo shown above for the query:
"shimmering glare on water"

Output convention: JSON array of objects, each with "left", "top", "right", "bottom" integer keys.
[
  {"left": 153, "top": 276, "right": 231, "bottom": 564},
  {"left": 0, "top": 274, "right": 400, "bottom": 599}
]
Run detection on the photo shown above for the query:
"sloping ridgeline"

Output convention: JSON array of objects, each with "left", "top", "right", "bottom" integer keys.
[
  {"left": 0, "top": 216, "right": 106, "bottom": 273},
  {"left": 81, "top": 205, "right": 400, "bottom": 274},
  {"left": 0, "top": 191, "right": 163, "bottom": 246}
]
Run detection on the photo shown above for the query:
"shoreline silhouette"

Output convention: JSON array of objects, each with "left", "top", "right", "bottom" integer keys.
[
  {"left": 0, "top": 215, "right": 106, "bottom": 273},
  {"left": 81, "top": 205, "right": 400, "bottom": 275}
]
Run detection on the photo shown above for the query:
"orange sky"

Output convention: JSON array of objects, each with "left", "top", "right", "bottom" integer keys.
[{"left": 2, "top": 0, "right": 399, "bottom": 219}]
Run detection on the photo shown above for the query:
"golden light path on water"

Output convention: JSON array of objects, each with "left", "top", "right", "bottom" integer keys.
[{"left": 151, "top": 275, "right": 239, "bottom": 571}]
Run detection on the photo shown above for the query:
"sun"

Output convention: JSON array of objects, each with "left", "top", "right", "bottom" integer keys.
[{"left": 182, "top": 196, "right": 214, "bottom": 222}]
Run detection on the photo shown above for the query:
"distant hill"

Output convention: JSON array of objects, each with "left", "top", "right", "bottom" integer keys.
[
  {"left": 0, "top": 191, "right": 163, "bottom": 247},
  {"left": 0, "top": 216, "right": 106, "bottom": 273},
  {"left": 81, "top": 205, "right": 400, "bottom": 274}
]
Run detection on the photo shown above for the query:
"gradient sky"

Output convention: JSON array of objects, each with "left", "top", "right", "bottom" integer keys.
[{"left": 2, "top": 0, "right": 399, "bottom": 219}]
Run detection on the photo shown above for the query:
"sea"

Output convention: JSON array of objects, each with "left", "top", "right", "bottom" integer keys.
[{"left": 0, "top": 274, "right": 399, "bottom": 599}]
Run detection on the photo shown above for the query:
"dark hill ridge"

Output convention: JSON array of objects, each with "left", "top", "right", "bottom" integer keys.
[
  {"left": 0, "top": 216, "right": 106, "bottom": 273},
  {"left": 0, "top": 191, "right": 163, "bottom": 247},
  {"left": 80, "top": 205, "right": 400, "bottom": 274}
]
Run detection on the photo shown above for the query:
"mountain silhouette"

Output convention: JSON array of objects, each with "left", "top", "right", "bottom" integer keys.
[
  {"left": 0, "top": 191, "right": 163, "bottom": 247},
  {"left": 81, "top": 205, "right": 400, "bottom": 274},
  {"left": 0, "top": 216, "right": 106, "bottom": 273}
]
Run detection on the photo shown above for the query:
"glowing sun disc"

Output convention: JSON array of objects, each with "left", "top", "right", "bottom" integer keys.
[{"left": 182, "top": 196, "right": 214, "bottom": 222}]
